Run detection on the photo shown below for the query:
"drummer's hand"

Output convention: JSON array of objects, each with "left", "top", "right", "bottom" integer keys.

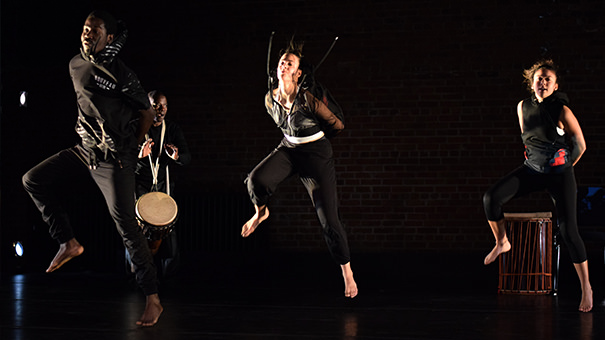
[
  {"left": 138, "top": 138, "right": 154, "bottom": 158},
  {"left": 165, "top": 144, "right": 179, "bottom": 160}
]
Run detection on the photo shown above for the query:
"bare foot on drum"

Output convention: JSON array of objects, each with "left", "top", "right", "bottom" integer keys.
[
  {"left": 137, "top": 293, "right": 163, "bottom": 327},
  {"left": 46, "top": 238, "right": 84, "bottom": 273},
  {"left": 241, "top": 205, "right": 269, "bottom": 237},
  {"left": 483, "top": 239, "right": 511, "bottom": 265},
  {"left": 341, "top": 262, "right": 358, "bottom": 298}
]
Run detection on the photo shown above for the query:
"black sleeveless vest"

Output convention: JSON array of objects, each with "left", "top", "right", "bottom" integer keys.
[{"left": 521, "top": 91, "right": 571, "bottom": 173}]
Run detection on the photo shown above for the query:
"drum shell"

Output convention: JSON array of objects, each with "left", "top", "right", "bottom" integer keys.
[
  {"left": 498, "top": 212, "right": 553, "bottom": 294},
  {"left": 135, "top": 192, "right": 179, "bottom": 241}
]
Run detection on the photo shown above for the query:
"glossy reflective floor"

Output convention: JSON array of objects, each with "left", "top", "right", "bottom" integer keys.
[{"left": 1, "top": 251, "right": 604, "bottom": 340}]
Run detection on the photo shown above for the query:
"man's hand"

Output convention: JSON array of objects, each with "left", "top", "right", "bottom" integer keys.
[
  {"left": 165, "top": 143, "right": 179, "bottom": 160},
  {"left": 138, "top": 138, "right": 154, "bottom": 158}
]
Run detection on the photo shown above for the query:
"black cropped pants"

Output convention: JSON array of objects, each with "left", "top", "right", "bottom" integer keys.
[{"left": 483, "top": 164, "right": 587, "bottom": 263}]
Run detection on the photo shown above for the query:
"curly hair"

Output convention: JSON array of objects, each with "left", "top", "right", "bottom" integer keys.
[{"left": 522, "top": 59, "right": 558, "bottom": 93}]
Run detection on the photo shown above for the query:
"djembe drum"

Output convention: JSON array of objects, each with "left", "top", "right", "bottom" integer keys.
[
  {"left": 135, "top": 191, "right": 179, "bottom": 255},
  {"left": 498, "top": 212, "right": 554, "bottom": 294}
]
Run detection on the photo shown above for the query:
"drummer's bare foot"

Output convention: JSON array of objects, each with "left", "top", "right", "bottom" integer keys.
[
  {"left": 341, "top": 263, "right": 358, "bottom": 298},
  {"left": 136, "top": 294, "right": 163, "bottom": 327},
  {"left": 483, "top": 239, "right": 510, "bottom": 265},
  {"left": 241, "top": 205, "right": 269, "bottom": 237},
  {"left": 46, "top": 238, "right": 84, "bottom": 273}
]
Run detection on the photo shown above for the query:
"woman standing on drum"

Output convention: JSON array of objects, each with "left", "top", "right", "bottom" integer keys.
[
  {"left": 483, "top": 59, "right": 592, "bottom": 312},
  {"left": 241, "top": 39, "right": 358, "bottom": 298}
]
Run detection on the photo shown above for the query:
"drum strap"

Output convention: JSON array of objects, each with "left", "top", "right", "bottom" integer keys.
[
  {"left": 147, "top": 121, "right": 166, "bottom": 192},
  {"left": 165, "top": 165, "right": 170, "bottom": 196}
]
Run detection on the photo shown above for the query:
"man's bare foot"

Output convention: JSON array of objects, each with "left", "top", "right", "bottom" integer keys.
[
  {"left": 46, "top": 238, "right": 84, "bottom": 273},
  {"left": 241, "top": 205, "right": 269, "bottom": 237},
  {"left": 579, "top": 286, "right": 593, "bottom": 312},
  {"left": 341, "top": 262, "right": 358, "bottom": 298},
  {"left": 483, "top": 239, "right": 511, "bottom": 265},
  {"left": 136, "top": 294, "right": 163, "bottom": 327}
]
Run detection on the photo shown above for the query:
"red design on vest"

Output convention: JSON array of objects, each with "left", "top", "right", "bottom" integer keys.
[{"left": 550, "top": 149, "right": 567, "bottom": 167}]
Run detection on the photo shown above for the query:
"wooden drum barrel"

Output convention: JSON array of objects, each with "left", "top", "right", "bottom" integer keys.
[{"left": 498, "top": 212, "right": 553, "bottom": 295}]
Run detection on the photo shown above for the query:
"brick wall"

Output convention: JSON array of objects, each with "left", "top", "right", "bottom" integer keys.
[{"left": 3, "top": 0, "right": 605, "bottom": 259}]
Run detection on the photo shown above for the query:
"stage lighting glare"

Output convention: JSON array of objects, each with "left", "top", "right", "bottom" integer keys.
[
  {"left": 19, "top": 91, "right": 28, "bottom": 107},
  {"left": 13, "top": 242, "right": 24, "bottom": 257}
]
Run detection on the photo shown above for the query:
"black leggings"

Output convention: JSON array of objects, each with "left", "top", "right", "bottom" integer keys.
[
  {"left": 483, "top": 165, "right": 587, "bottom": 263},
  {"left": 245, "top": 138, "right": 351, "bottom": 264}
]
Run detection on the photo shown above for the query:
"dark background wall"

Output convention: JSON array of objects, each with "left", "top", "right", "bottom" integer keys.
[{"left": 2, "top": 0, "right": 605, "bottom": 272}]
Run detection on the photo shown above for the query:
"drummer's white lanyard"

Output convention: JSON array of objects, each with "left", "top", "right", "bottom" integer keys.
[{"left": 147, "top": 121, "right": 166, "bottom": 193}]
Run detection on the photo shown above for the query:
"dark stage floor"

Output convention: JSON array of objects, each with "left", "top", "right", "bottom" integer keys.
[{"left": 1, "top": 251, "right": 604, "bottom": 340}]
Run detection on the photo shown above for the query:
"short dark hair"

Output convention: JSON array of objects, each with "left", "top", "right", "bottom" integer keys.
[
  {"left": 148, "top": 90, "right": 166, "bottom": 102},
  {"left": 87, "top": 10, "right": 118, "bottom": 35}
]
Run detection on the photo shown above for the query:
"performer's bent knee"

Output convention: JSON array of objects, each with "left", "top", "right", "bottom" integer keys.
[
  {"left": 245, "top": 176, "right": 270, "bottom": 206},
  {"left": 22, "top": 173, "right": 33, "bottom": 192},
  {"left": 482, "top": 191, "right": 503, "bottom": 221}
]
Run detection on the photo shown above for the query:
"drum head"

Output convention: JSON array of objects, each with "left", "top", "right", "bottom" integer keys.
[{"left": 136, "top": 192, "right": 178, "bottom": 226}]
